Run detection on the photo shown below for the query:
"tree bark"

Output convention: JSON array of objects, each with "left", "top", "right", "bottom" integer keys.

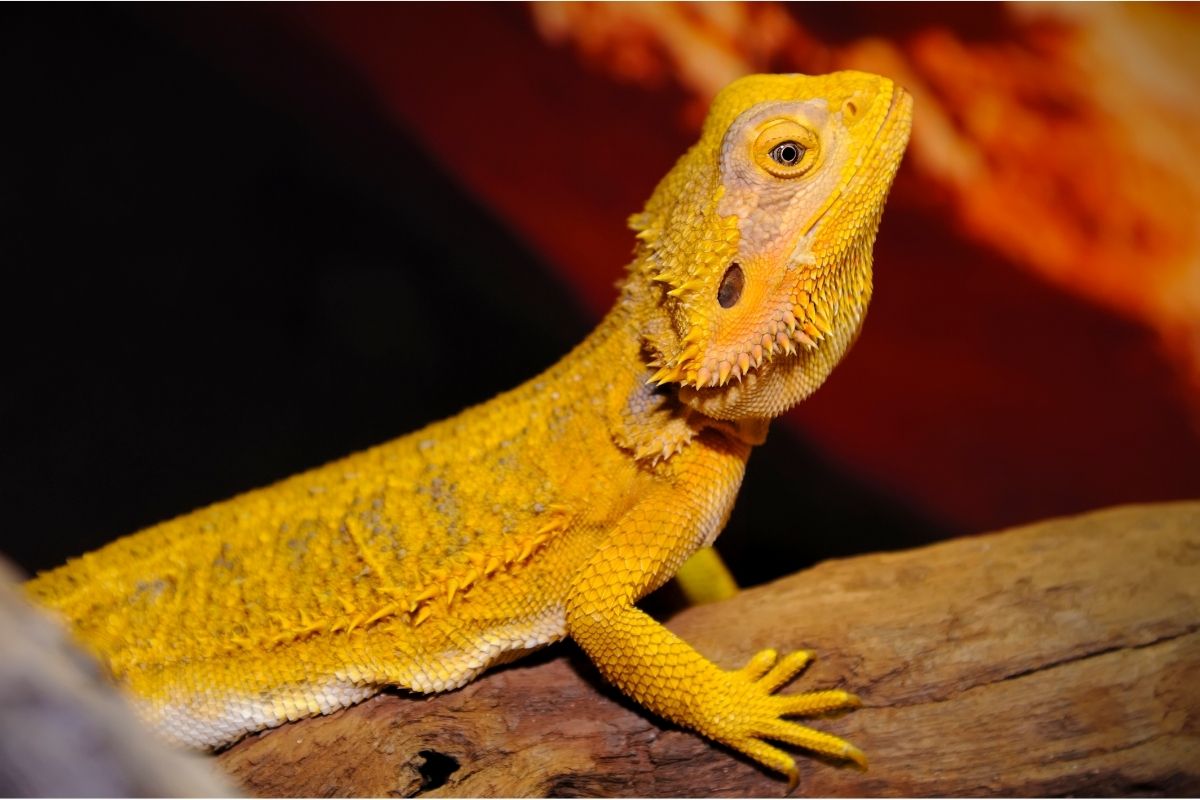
[{"left": 216, "top": 502, "right": 1200, "bottom": 797}]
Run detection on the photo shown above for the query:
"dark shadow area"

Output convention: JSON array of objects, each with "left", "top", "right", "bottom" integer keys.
[
  {"left": 1, "top": 6, "right": 583, "bottom": 572},
  {"left": 2, "top": 5, "right": 942, "bottom": 583},
  {"left": 415, "top": 749, "right": 460, "bottom": 794}
]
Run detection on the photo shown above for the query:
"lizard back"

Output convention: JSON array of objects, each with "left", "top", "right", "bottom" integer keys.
[{"left": 26, "top": 309, "right": 675, "bottom": 746}]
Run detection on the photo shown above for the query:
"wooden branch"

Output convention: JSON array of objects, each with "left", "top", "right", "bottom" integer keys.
[{"left": 216, "top": 502, "right": 1200, "bottom": 797}]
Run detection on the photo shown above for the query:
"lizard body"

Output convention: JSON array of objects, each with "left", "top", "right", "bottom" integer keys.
[{"left": 27, "top": 72, "right": 912, "bottom": 781}]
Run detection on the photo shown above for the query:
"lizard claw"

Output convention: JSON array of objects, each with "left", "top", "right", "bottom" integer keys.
[{"left": 710, "top": 648, "right": 864, "bottom": 779}]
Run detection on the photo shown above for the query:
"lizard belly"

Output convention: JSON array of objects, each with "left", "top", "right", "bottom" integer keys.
[{"left": 146, "top": 603, "right": 569, "bottom": 749}]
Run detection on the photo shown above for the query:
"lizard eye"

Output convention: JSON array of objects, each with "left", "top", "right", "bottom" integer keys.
[
  {"left": 753, "top": 119, "right": 818, "bottom": 178},
  {"left": 769, "top": 142, "right": 804, "bottom": 166},
  {"left": 717, "top": 263, "right": 744, "bottom": 308}
]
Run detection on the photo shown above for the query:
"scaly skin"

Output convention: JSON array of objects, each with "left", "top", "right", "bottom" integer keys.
[{"left": 26, "top": 72, "right": 912, "bottom": 781}]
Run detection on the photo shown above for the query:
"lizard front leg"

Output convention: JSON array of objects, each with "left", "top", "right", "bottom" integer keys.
[{"left": 564, "top": 469, "right": 865, "bottom": 783}]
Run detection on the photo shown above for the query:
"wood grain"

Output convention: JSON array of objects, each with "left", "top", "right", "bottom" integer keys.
[{"left": 216, "top": 502, "right": 1200, "bottom": 796}]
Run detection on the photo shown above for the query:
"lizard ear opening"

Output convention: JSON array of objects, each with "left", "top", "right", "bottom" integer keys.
[{"left": 717, "top": 263, "right": 745, "bottom": 309}]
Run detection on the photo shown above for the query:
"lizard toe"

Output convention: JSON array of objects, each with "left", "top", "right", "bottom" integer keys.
[
  {"left": 739, "top": 648, "right": 780, "bottom": 681},
  {"left": 729, "top": 736, "right": 799, "bottom": 788},
  {"left": 759, "top": 718, "right": 866, "bottom": 768},
  {"left": 757, "top": 648, "right": 814, "bottom": 692},
  {"left": 776, "top": 688, "right": 860, "bottom": 717}
]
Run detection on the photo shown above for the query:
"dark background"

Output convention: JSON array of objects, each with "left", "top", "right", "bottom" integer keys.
[
  {"left": 6, "top": 5, "right": 1199, "bottom": 591},
  {"left": 1, "top": 6, "right": 941, "bottom": 585}
]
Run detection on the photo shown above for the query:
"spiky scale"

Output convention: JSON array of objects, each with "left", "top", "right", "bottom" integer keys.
[{"left": 718, "top": 361, "right": 733, "bottom": 385}]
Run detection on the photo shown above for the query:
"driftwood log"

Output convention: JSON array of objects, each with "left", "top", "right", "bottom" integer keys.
[{"left": 217, "top": 502, "right": 1199, "bottom": 797}]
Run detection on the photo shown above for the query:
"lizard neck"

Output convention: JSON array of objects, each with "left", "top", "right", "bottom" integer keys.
[{"left": 548, "top": 268, "right": 765, "bottom": 464}]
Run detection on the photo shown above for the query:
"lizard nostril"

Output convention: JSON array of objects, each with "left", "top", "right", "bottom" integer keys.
[{"left": 717, "top": 263, "right": 745, "bottom": 309}]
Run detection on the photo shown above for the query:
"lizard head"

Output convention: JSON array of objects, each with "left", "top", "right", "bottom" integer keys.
[{"left": 630, "top": 71, "right": 912, "bottom": 423}]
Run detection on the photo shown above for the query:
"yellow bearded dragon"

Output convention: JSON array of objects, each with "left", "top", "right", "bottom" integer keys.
[{"left": 26, "top": 71, "right": 912, "bottom": 782}]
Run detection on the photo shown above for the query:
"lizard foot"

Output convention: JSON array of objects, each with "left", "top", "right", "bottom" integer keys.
[{"left": 709, "top": 648, "right": 865, "bottom": 785}]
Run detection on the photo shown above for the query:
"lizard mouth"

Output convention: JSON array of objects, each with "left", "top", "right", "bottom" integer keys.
[{"left": 802, "top": 84, "right": 912, "bottom": 240}]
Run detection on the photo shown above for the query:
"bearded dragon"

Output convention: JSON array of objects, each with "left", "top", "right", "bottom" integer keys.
[{"left": 26, "top": 71, "right": 912, "bottom": 782}]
